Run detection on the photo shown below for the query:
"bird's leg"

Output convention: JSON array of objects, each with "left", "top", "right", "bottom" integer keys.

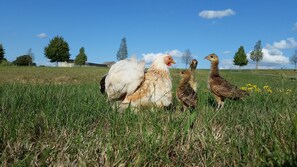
[
  {"left": 214, "top": 96, "right": 222, "bottom": 111},
  {"left": 216, "top": 98, "right": 225, "bottom": 111},
  {"left": 183, "top": 105, "right": 187, "bottom": 112}
]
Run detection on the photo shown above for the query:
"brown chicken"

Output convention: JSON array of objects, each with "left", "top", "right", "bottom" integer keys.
[
  {"left": 204, "top": 53, "right": 248, "bottom": 110},
  {"left": 176, "top": 59, "right": 198, "bottom": 111}
]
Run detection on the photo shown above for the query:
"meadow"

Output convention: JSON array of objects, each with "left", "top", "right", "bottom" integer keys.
[{"left": 0, "top": 66, "right": 296, "bottom": 166}]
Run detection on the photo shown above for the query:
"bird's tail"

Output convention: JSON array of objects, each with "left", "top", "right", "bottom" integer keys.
[{"left": 99, "top": 74, "right": 107, "bottom": 94}]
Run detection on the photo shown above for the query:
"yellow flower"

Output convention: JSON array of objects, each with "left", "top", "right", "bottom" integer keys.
[
  {"left": 241, "top": 87, "right": 247, "bottom": 91},
  {"left": 255, "top": 88, "right": 261, "bottom": 92},
  {"left": 246, "top": 84, "right": 253, "bottom": 87},
  {"left": 247, "top": 87, "right": 253, "bottom": 91},
  {"left": 263, "top": 85, "right": 272, "bottom": 93},
  {"left": 263, "top": 85, "right": 270, "bottom": 89}
]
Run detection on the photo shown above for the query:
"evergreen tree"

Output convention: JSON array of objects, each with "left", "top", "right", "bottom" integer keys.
[
  {"left": 75, "top": 47, "right": 88, "bottom": 66},
  {"left": 44, "top": 36, "right": 70, "bottom": 63},
  {"left": 182, "top": 49, "right": 192, "bottom": 68},
  {"left": 250, "top": 40, "right": 263, "bottom": 69},
  {"left": 290, "top": 49, "right": 297, "bottom": 71},
  {"left": 233, "top": 46, "right": 248, "bottom": 68},
  {"left": 116, "top": 38, "right": 128, "bottom": 61},
  {"left": 0, "top": 44, "right": 5, "bottom": 63}
]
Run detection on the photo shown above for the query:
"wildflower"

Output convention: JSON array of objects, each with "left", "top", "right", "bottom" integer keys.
[
  {"left": 246, "top": 84, "right": 253, "bottom": 87},
  {"left": 263, "top": 85, "right": 270, "bottom": 89},
  {"left": 240, "top": 87, "right": 247, "bottom": 91},
  {"left": 263, "top": 85, "right": 272, "bottom": 93},
  {"left": 255, "top": 88, "right": 261, "bottom": 92}
]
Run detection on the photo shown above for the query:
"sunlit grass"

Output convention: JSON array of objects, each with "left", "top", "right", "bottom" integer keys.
[{"left": 0, "top": 67, "right": 296, "bottom": 166}]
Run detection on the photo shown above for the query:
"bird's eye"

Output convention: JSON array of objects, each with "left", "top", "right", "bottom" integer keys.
[{"left": 210, "top": 55, "right": 213, "bottom": 58}]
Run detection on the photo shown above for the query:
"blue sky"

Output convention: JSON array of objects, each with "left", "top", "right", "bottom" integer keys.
[{"left": 1, "top": 0, "right": 297, "bottom": 69}]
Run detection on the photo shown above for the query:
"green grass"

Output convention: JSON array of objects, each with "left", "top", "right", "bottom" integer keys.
[{"left": 0, "top": 67, "right": 296, "bottom": 166}]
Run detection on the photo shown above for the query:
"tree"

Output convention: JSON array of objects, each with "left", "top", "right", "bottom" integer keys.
[
  {"left": 233, "top": 46, "right": 248, "bottom": 68},
  {"left": 75, "top": 47, "right": 87, "bottom": 66},
  {"left": 44, "top": 36, "right": 70, "bottom": 63},
  {"left": 182, "top": 49, "right": 192, "bottom": 68},
  {"left": 250, "top": 40, "right": 263, "bottom": 69},
  {"left": 13, "top": 55, "right": 33, "bottom": 66},
  {"left": 27, "top": 48, "right": 35, "bottom": 66},
  {"left": 290, "top": 49, "right": 297, "bottom": 71},
  {"left": 0, "top": 44, "right": 5, "bottom": 63},
  {"left": 116, "top": 38, "right": 128, "bottom": 61}
]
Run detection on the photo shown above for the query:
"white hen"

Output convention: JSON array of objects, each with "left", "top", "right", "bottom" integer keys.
[
  {"left": 105, "top": 56, "right": 145, "bottom": 101},
  {"left": 103, "top": 54, "right": 175, "bottom": 111}
]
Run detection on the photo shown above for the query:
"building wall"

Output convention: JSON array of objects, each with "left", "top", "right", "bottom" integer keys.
[{"left": 57, "top": 62, "right": 75, "bottom": 67}]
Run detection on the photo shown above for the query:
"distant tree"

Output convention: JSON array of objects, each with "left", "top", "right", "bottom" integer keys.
[
  {"left": 233, "top": 46, "right": 248, "bottom": 68},
  {"left": 116, "top": 38, "right": 128, "bottom": 61},
  {"left": 27, "top": 48, "right": 35, "bottom": 66},
  {"left": 290, "top": 49, "right": 297, "bottom": 71},
  {"left": 75, "top": 47, "right": 88, "bottom": 66},
  {"left": 44, "top": 36, "right": 70, "bottom": 63},
  {"left": 250, "top": 40, "right": 263, "bottom": 69},
  {"left": 182, "top": 49, "right": 192, "bottom": 68},
  {"left": 13, "top": 55, "right": 33, "bottom": 66},
  {"left": 0, "top": 44, "right": 5, "bottom": 63}
]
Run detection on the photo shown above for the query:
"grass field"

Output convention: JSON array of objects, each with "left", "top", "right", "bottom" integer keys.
[{"left": 0, "top": 66, "right": 296, "bottom": 166}]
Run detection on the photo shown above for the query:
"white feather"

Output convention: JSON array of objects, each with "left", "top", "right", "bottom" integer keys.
[{"left": 105, "top": 56, "right": 145, "bottom": 101}]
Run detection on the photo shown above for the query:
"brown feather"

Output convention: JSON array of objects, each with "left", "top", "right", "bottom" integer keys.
[
  {"left": 176, "top": 70, "right": 197, "bottom": 109},
  {"left": 205, "top": 53, "right": 248, "bottom": 109}
]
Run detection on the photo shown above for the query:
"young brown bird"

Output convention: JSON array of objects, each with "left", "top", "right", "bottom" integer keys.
[
  {"left": 176, "top": 60, "right": 198, "bottom": 111},
  {"left": 205, "top": 53, "right": 248, "bottom": 110},
  {"left": 189, "top": 59, "right": 198, "bottom": 92}
]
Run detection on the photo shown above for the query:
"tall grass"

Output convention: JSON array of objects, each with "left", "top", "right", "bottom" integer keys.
[{"left": 0, "top": 67, "right": 296, "bottom": 166}]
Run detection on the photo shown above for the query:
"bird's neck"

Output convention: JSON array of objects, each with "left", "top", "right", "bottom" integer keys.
[
  {"left": 180, "top": 76, "right": 190, "bottom": 85},
  {"left": 148, "top": 61, "right": 170, "bottom": 78},
  {"left": 210, "top": 61, "right": 220, "bottom": 76}
]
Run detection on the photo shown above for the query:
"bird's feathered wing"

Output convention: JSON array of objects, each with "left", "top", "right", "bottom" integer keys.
[
  {"left": 105, "top": 57, "right": 145, "bottom": 101},
  {"left": 177, "top": 83, "right": 197, "bottom": 107},
  {"left": 210, "top": 76, "right": 248, "bottom": 99}
]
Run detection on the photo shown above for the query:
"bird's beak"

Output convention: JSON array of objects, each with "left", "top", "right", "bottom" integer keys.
[
  {"left": 204, "top": 56, "right": 209, "bottom": 60},
  {"left": 171, "top": 60, "right": 176, "bottom": 64}
]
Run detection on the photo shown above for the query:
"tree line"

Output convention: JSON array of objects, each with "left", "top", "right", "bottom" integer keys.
[
  {"left": 1, "top": 38, "right": 297, "bottom": 70},
  {"left": 0, "top": 36, "right": 129, "bottom": 66}
]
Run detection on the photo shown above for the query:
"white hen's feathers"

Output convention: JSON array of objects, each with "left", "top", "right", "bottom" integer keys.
[{"left": 105, "top": 57, "right": 145, "bottom": 101}]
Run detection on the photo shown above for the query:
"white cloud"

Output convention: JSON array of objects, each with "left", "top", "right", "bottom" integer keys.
[
  {"left": 292, "top": 22, "right": 297, "bottom": 31},
  {"left": 266, "top": 37, "right": 297, "bottom": 49},
  {"left": 199, "top": 9, "right": 236, "bottom": 19},
  {"left": 257, "top": 48, "right": 289, "bottom": 64},
  {"left": 141, "top": 49, "right": 183, "bottom": 64},
  {"left": 142, "top": 52, "right": 163, "bottom": 64},
  {"left": 36, "top": 33, "right": 48, "bottom": 38},
  {"left": 223, "top": 50, "right": 232, "bottom": 55}
]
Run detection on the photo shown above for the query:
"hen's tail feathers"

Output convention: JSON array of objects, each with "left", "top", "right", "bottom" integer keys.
[{"left": 99, "top": 74, "right": 107, "bottom": 94}]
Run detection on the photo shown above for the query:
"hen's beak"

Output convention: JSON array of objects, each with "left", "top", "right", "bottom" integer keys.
[
  {"left": 204, "top": 56, "right": 209, "bottom": 60},
  {"left": 171, "top": 60, "right": 176, "bottom": 64}
]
